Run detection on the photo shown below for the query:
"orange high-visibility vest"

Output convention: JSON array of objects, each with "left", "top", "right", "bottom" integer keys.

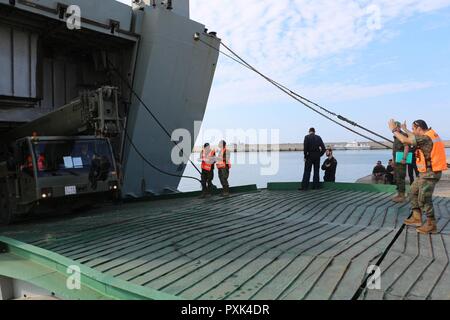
[
  {"left": 201, "top": 149, "right": 216, "bottom": 172},
  {"left": 416, "top": 129, "right": 448, "bottom": 173},
  {"left": 216, "top": 148, "right": 231, "bottom": 169}
]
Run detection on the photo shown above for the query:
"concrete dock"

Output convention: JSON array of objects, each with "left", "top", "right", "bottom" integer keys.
[
  {"left": 357, "top": 170, "right": 450, "bottom": 198},
  {"left": 193, "top": 142, "right": 450, "bottom": 153}
]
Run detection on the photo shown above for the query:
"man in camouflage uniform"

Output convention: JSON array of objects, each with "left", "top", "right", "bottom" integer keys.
[
  {"left": 389, "top": 119, "right": 447, "bottom": 234},
  {"left": 409, "top": 166, "right": 441, "bottom": 232},
  {"left": 392, "top": 122, "right": 409, "bottom": 203}
]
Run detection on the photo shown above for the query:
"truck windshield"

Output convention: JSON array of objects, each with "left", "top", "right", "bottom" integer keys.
[{"left": 32, "top": 139, "right": 114, "bottom": 177}]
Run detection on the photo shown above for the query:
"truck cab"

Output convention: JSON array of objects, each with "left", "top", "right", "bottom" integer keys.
[{"left": 0, "top": 136, "right": 119, "bottom": 224}]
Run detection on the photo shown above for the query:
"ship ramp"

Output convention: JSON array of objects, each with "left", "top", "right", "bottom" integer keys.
[{"left": 1, "top": 183, "right": 449, "bottom": 300}]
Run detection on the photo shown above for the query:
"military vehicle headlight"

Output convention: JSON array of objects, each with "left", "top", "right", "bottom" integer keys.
[
  {"left": 41, "top": 188, "right": 53, "bottom": 199},
  {"left": 109, "top": 181, "right": 119, "bottom": 191}
]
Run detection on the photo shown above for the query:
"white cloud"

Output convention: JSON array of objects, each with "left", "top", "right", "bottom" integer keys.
[{"left": 190, "top": 0, "right": 450, "bottom": 106}]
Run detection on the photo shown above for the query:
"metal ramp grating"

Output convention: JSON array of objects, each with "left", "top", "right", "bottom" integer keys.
[{"left": 2, "top": 186, "right": 450, "bottom": 300}]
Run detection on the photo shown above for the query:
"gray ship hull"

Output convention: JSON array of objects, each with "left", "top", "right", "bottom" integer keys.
[{"left": 122, "top": 7, "right": 219, "bottom": 198}]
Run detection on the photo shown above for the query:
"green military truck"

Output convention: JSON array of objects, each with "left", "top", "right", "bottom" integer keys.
[{"left": 0, "top": 87, "right": 122, "bottom": 225}]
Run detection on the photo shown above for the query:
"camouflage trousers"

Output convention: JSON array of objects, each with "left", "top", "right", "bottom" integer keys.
[
  {"left": 410, "top": 172, "right": 442, "bottom": 219},
  {"left": 395, "top": 163, "right": 407, "bottom": 193}
]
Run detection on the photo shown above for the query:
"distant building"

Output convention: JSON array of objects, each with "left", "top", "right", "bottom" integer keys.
[{"left": 333, "top": 141, "right": 372, "bottom": 151}]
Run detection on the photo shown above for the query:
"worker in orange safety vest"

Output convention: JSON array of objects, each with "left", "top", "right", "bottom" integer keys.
[
  {"left": 199, "top": 143, "right": 216, "bottom": 198},
  {"left": 215, "top": 140, "right": 232, "bottom": 197},
  {"left": 22, "top": 153, "right": 45, "bottom": 173},
  {"left": 37, "top": 153, "right": 46, "bottom": 171}
]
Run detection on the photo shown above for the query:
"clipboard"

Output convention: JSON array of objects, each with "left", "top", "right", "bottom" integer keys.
[{"left": 395, "top": 152, "right": 413, "bottom": 164}]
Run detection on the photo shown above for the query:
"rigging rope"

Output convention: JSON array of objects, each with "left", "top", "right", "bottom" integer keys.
[
  {"left": 351, "top": 212, "right": 412, "bottom": 300},
  {"left": 121, "top": 122, "right": 202, "bottom": 183},
  {"left": 200, "top": 38, "right": 415, "bottom": 300},
  {"left": 199, "top": 38, "right": 393, "bottom": 149}
]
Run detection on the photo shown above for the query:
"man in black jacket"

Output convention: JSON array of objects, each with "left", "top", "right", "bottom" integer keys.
[
  {"left": 300, "top": 128, "right": 326, "bottom": 190},
  {"left": 385, "top": 159, "right": 395, "bottom": 185},
  {"left": 372, "top": 160, "right": 387, "bottom": 184},
  {"left": 322, "top": 148, "right": 338, "bottom": 182}
]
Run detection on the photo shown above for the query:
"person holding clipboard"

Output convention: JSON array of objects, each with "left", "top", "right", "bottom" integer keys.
[{"left": 392, "top": 122, "right": 411, "bottom": 203}]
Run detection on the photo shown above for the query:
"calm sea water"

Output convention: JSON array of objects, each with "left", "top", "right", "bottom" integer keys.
[{"left": 178, "top": 149, "right": 450, "bottom": 192}]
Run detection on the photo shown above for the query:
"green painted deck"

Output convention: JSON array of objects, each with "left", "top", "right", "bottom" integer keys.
[{"left": 1, "top": 183, "right": 449, "bottom": 300}]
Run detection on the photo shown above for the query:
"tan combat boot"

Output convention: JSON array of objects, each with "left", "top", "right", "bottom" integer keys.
[
  {"left": 417, "top": 218, "right": 438, "bottom": 235},
  {"left": 392, "top": 192, "right": 406, "bottom": 203},
  {"left": 404, "top": 210, "right": 422, "bottom": 227}
]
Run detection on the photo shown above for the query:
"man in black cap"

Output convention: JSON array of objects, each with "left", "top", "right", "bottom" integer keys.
[{"left": 300, "top": 128, "right": 326, "bottom": 190}]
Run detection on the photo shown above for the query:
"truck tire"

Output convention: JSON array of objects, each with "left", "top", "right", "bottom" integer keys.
[{"left": 0, "top": 187, "right": 13, "bottom": 225}]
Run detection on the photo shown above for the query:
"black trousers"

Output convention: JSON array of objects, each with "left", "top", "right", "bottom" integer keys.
[
  {"left": 201, "top": 169, "right": 214, "bottom": 193},
  {"left": 302, "top": 158, "right": 321, "bottom": 189}
]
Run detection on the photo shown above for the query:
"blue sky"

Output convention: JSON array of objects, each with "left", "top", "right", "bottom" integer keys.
[{"left": 119, "top": 1, "right": 450, "bottom": 143}]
